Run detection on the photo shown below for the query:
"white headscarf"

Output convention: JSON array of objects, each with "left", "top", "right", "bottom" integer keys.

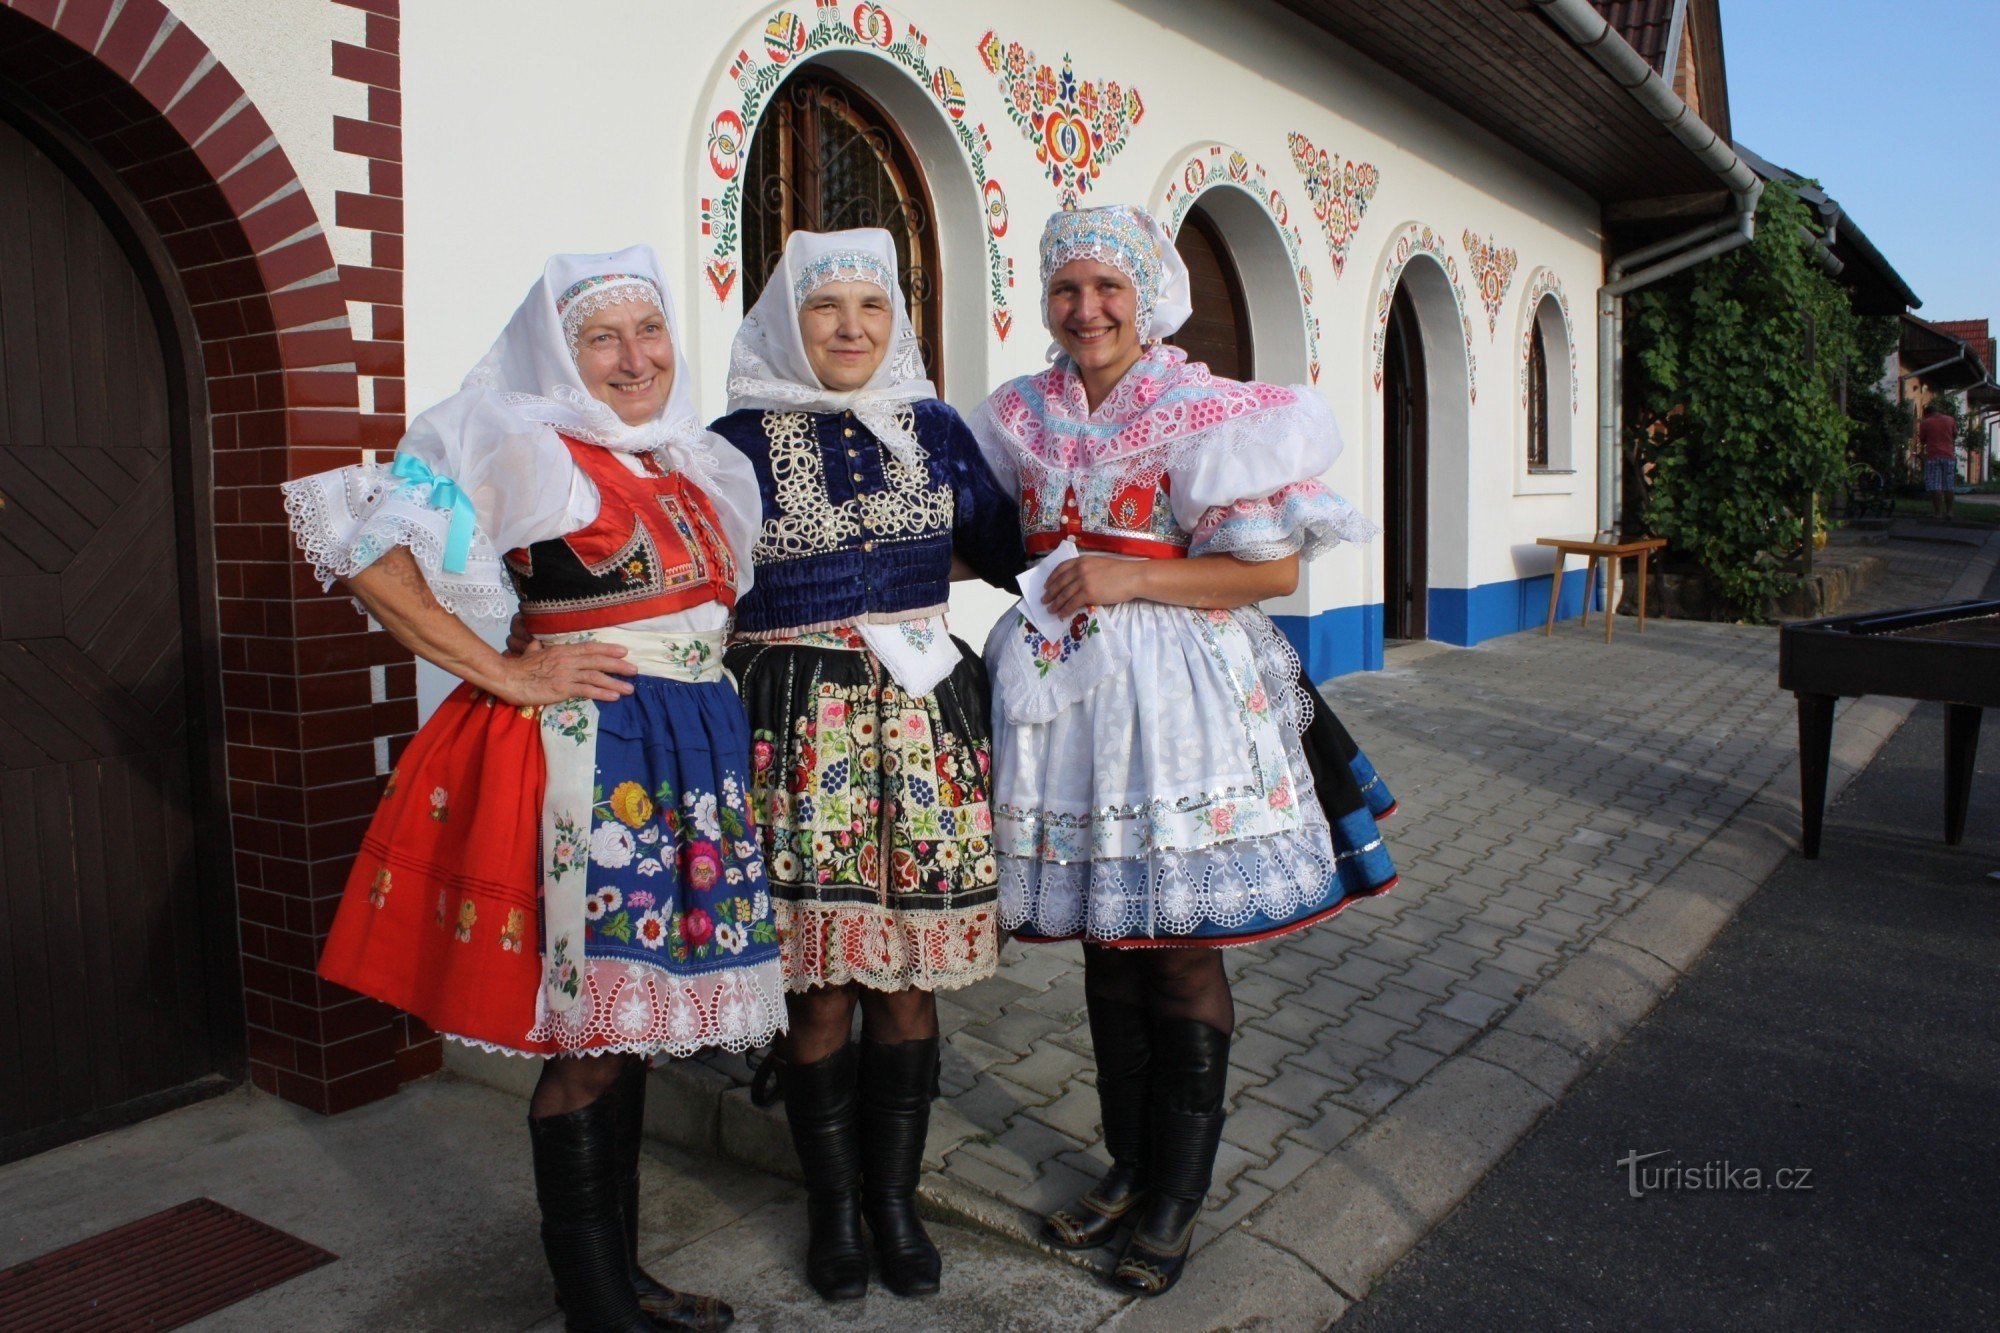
[
  {"left": 460, "top": 245, "right": 730, "bottom": 492},
  {"left": 1038, "top": 205, "right": 1194, "bottom": 359},
  {"left": 726, "top": 228, "right": 934, "bottom": 467}
]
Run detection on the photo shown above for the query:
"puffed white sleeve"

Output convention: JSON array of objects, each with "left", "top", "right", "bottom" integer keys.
[
  {"left": 1168, "top": 390, "right": 1380, "bottom": 562},
  {"left": 280, "top": 389, "right": 589, "bottom": 620},
  {"left": 691, "top": 430, "right": 760, "bottom": 602}
]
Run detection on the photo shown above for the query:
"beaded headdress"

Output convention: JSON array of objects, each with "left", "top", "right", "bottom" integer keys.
[
  {"left": 792, "top": 249, "right": 896, "bottom": 307},
  {"left": 1038, "top": 207, "right": 1165, "bottom": 333},
  {"left": 555, "top": 273, "right": 663, "bottom": 355}
]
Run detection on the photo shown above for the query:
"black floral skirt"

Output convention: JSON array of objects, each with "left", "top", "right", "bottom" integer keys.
[{"left": 726, "top": 631, "right": 1001, "bottom": 993}]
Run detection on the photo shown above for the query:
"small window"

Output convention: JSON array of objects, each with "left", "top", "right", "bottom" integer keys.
[{"left": 1527, "top": 319, "right": 1550, "bottom": 470}]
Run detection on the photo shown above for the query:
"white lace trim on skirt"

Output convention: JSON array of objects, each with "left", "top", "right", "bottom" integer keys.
[{"left": 507, "top": 956, "right": 787, "bottom": 1058}]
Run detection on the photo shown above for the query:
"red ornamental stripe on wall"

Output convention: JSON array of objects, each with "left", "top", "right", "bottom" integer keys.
[
  {"left": 325, "top": 0, "right": 425, "bottom": 1084},
  {"left": 0, "top": 0, "right": 422, "bottom": 1114}
]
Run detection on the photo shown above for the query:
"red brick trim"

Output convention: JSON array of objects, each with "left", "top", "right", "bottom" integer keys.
[
  {"left": 326, "top": 0, "right": 425, "bottom": 1087},
  {"left": 0, "top": 0, "right": 421, "bottom": 1115}
]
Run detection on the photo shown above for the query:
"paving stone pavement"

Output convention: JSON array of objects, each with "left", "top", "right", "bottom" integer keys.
[{"left": 442, "top": 532, "right": 1987, "bottom": 1325}]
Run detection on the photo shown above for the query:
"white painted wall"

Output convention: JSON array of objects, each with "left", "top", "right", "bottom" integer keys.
[
  {"left": 383, "top": 0, "right": 1608, "bottom": 655},
  {"left": 165, "top": 0, "right": 371, "bottom": 272}
]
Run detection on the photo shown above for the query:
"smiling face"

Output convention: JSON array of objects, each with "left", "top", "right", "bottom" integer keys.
[
  {"left": 572, "top": 300, "right": 675, "bottom": 425},
  {"left": 798, "top": 280, "right": 893, "bottom": 391},
  {"left": 1046, "top": 257, "right": 1144, "bottom": 387}
]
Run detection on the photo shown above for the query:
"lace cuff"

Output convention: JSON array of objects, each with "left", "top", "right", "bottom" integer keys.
[
  {"left": 1189, "top": 480, "right": 1380, "bottom": 563},
  {"left": 282, "top": 463, "right": 518, "bottom": 621}
]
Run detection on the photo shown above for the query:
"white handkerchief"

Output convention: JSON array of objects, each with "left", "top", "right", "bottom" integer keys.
[
  {"left": 856, "top": 615, "right": 958, "bottom": 697},
  {"left": 1015, "top": 538, "right": 1081, "bottom": 643}
]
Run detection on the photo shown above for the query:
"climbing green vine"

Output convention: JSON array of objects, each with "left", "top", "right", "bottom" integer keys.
[{"left": 1623, "top": 182, "right": 1860, "bottom": 618}]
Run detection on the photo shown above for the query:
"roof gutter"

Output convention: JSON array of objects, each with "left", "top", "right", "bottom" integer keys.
[
  {"left": 1899, "top": 350, "right": 1969, "bottom": 384},
  {"left": 1528, "top": 0, "right": 1763, "bottom": 534}
]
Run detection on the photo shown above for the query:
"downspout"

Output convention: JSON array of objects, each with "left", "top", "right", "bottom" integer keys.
[
  {"left": 1529, "top": 0, "right": 1764, "bottom": 535},
  {"left": 1806, "top": 211, "right": 1844, "bottom": 276}
]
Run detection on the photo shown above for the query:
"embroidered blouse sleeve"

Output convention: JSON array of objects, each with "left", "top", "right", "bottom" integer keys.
[
  {"left": 934, "top": 404, "right": 1027, "bottom": 590},
  {"left": 1168, "top": 390, "right": 1380, "bottom": 563},
  {"left": 280, "top": 388, "right": 589, "bottom": 619}
]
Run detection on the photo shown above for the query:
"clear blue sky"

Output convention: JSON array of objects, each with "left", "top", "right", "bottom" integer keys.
[{"left": 1723, "top": 0, "right": 1999, "bottom": 326}]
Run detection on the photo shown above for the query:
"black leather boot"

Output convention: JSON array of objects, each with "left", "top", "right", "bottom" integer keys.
[
  {"left": 1112, "top": 1019, "right": 1230, "bottom": 1297},
  {"left": 858, "top": 1036, "right": 943, "bottom": 1297},
  {"left": 608, "top": 1062, "right": 735, "bottom": 1331},
  {"left": 783, "top": 1043, "right": 870, "bottom": 1301},
  {"left": 529, "top": 1091, "right": 655, "bottom": 1332},
  {"left": 1043, "top": 1000, "right": 1150, "bottom": 1250}
]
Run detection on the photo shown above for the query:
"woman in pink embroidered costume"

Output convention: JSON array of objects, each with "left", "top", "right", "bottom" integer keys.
[
  {"left": 282, "top": 248, "right": 770, "bottom": 1331},
  {"left": 971, "top": 207, "right": 1397, "bottom": 1296}
]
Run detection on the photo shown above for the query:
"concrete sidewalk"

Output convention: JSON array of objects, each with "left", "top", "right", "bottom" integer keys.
[
  {"left": 0, "top": 1076, "right": 1123, "bottom": 1332},
  {"left": 6, "top": 530, "right": 1992, "bottom": 1331}
]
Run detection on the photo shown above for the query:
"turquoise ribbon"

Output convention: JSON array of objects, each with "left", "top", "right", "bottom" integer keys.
[{"left": 389, "top": 453, "right": 475, "bottom": 574}]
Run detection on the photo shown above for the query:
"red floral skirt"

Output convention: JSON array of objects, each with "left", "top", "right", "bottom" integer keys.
[{"left": 317, "top": 684, "right": 549, "bottom": 1053}]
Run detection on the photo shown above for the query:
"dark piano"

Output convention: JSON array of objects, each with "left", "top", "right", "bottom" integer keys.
[{"left": 1778, "top": 599, "right": 1999, "bottom": 858}]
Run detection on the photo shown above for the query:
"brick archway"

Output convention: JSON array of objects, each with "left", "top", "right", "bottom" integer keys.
[{"left": 1, "top": 0, "right": 427, "bottom": 1116}]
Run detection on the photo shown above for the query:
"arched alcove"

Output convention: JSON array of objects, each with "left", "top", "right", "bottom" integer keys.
[
  {"left": 1169, "top": 183, "right": 1312, "bottom": 385},
  {"left": 1156, "top": 144, "right": 1323, "bottom": 385},
  {"left": 1367, "top": 224, "right": 1476, "bottom": 644},
  {"left": 691, "top": 6, "right": 1004, "bottom": 412}
]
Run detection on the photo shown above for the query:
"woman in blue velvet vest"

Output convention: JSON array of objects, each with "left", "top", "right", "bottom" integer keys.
[{"left": 707, "top": 228, "right": 1024, "bottom": 1303}]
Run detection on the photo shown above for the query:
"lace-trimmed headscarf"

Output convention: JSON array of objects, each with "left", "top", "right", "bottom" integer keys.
[
  {"left": 726, "top": 228, "right": 934, "bottom": 467},
  {"left": 1038, "top": 205, "right": 1194, "bottom": 352},
  {"left": 459, "top": 245, "right": 724, "bottom": 487}
]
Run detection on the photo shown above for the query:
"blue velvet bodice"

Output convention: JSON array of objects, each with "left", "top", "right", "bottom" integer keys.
[{"left": 709, "top": 399, "right": 1025, "bottom": 636}]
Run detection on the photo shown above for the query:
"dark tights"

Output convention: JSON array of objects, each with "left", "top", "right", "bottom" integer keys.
[
  {"left": 783, "top": 982, "right": 939, "bottom": 1065},
  {"left": 530, "top": 1051, "right": 638, "bottom": 1119},
  {"left": 1082, "top": 944, "right": 1234, "bottom": 1036}
]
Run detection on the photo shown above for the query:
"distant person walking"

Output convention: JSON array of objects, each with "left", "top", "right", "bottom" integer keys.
[{"left": 1919, "top": 402, "right": 1958, "bottom": 522}]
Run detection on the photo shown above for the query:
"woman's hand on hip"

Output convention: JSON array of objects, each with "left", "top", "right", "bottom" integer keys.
[{"left": 493, "top": 639, "right": 637, "bottom": 706}]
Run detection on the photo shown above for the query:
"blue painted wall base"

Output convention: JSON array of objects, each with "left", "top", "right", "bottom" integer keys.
[
  {"left": 1272, "top": 603, "right": 1383, "bottom": 679},
  {"left": 1274, "top": 569, "right": 1589, "bottom": 680},
  {"left": 1428, "top": 567, "right": 1591, "bottom": 647}
]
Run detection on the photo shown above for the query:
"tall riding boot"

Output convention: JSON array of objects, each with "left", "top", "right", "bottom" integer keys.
[
  {"left": 783, "top": 1042, "right": 870, "bottom": 1301},
  {"left": 1112, "top": 1018, "right": 1230, "bottom": 1297},
  {"left": 1042, "top": 1000, "right": 1151, "bottom": 1249},
  {"left": 858, "top": 1036, "right": 943, "bottom": 1297},
  {"left": 608, "top": 1062, "right": 734, "bottom": 1331},
  {"left": 529, "top": 1091, "right": 654, "bottom": 1332}
]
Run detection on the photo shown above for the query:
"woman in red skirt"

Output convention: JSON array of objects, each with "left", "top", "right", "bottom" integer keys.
[{"left": 283, "top": 248, "right": 770, "bottom": 1331}]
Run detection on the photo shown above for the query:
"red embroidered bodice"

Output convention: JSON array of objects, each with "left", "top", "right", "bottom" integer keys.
[
  {"left": 506, "top": 436, "right": 737, "bottom": 632},
  {"left": 1020, "top": 459, "right": 1188, "bottom": 559}
]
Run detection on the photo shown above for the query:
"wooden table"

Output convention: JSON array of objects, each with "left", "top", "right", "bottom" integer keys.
[{"left": 1535, "top": 533, "right": 1668, "bottom": 643}]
